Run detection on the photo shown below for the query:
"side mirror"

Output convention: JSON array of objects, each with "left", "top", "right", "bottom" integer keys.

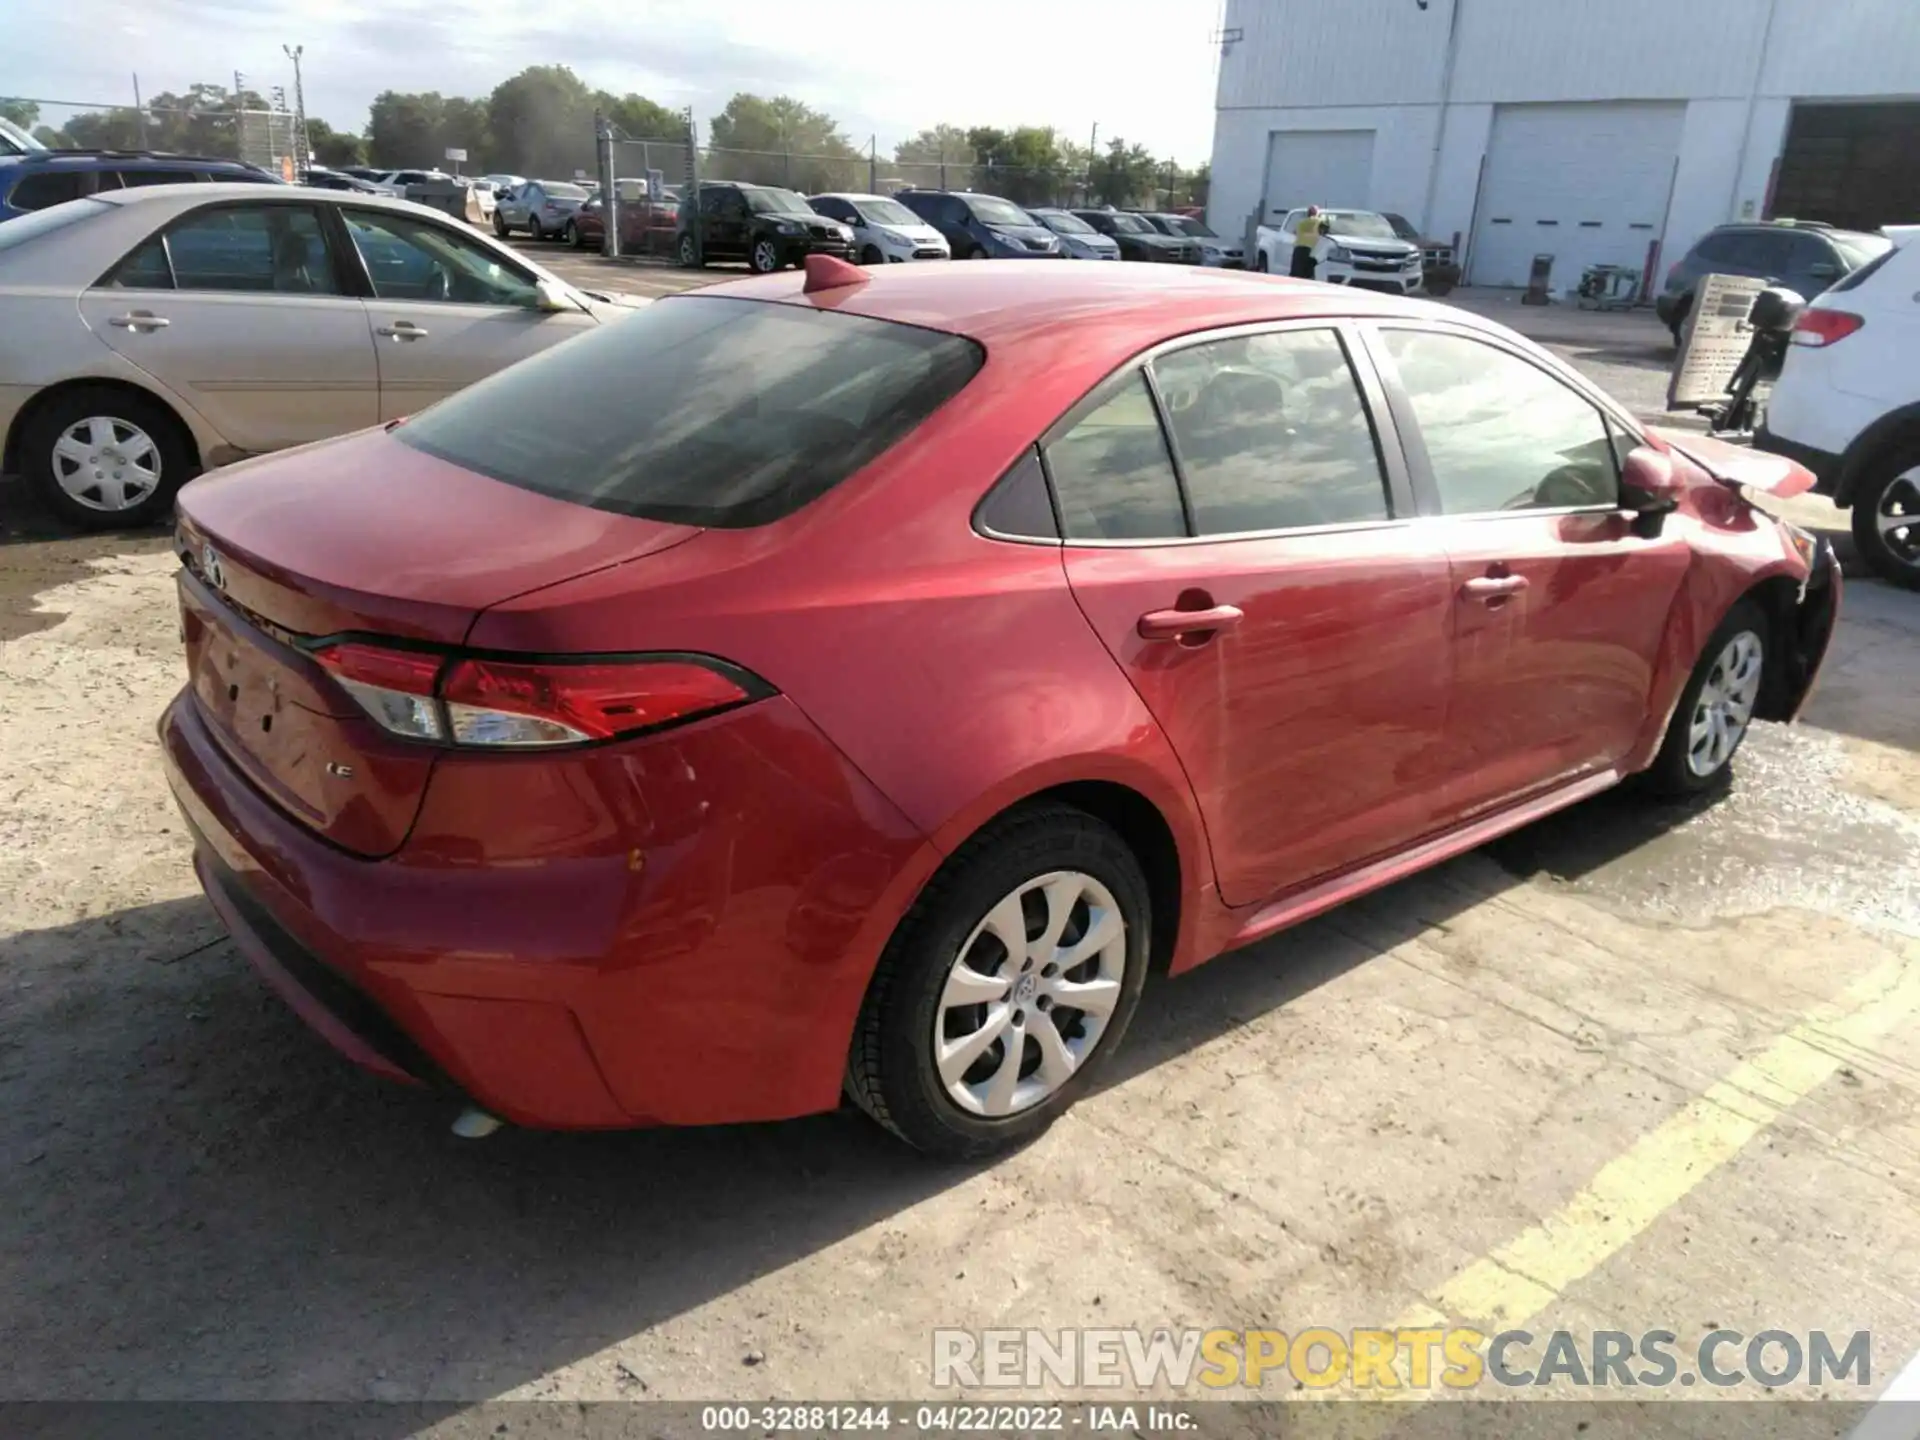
[
  {"left": 1620, "top": 445, "right": 1683, "bottom": 535},
  {"left": 534, "top": 278, "right": 578, "bottom": 313}
]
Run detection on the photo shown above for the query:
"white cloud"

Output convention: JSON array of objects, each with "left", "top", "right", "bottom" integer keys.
[{"left": 6, "top": 0, "right": 1222, "bottom": 161}]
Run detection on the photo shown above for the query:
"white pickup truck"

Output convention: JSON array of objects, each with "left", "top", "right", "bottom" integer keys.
[{"left": 1253, "top": 207, "right": 1425, "bottom": 294}]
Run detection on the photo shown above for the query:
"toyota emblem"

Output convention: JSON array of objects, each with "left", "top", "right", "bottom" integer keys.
[{"left": 201, "top": 543, "right": 225, "bottom": 592}]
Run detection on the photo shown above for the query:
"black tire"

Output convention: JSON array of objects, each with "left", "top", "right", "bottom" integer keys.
[
  {"left": 1643, "top": 598, "right": 1769, "bottom": 797},
  {"left": 677, "top": 232, "right": 702, "bottom": 268},
  {"left": 965, "top": 245, "right": 988, "bottom": 260},
  {"left": 846, "top": 802, "right": 1151, "bottom": 1160},
  {"left": 861, "top": 244, "right": 885, "bottom": 266},
  {"left": 20, "top": 385, "right": 197, "bottom": 532},
  {"left": 493, "top": 212, "right": 510, "bottom": 238},
  {"left": 749, "top": 238, "right": 782, "bottom": 274},
  {"left": 527, "top": 216, "right": 544, "bottom": 242},
  {"left": 1258, "top": 249, "right": 1272, "bottom": 274},
  {"left": 1848, "top": 442, "right": 1920, "bottom": 591},
  {"left": 563, "top": 219, "right": 579, "bottom": 249},
  {"left": 1668, "top": 297, "right": 1690, "bottom": 349}
]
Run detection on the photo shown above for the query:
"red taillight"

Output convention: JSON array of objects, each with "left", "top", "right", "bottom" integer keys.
[
  {"left": 1790, "top": 308, "right": 1864, "bottom": 347},
  {"left": 441, "top": 657, "right": 750, "bottom": 747},
  {"left": 310, "top": 642, "right": 757, "bottom": 749}
]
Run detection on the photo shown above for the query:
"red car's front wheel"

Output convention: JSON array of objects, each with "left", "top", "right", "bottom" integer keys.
[{"left": 846, "top": 803, "right": 1151, "bottom": 1159}]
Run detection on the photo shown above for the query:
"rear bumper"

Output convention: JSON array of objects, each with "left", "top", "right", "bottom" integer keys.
[{"left": 160, "top": 685, "right": 938, "bottom": 1130}]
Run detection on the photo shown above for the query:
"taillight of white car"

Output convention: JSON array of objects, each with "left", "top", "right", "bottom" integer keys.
[{"left": 1790, "top": 309, "right": 1865, "bottom": 347}]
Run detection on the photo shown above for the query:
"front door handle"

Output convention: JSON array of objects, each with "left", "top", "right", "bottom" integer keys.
[
  {"left": 376, "top": 321, "right": 429, "bottom": 340},
  {"left": 108, "top": 311, "right": 170, "bottom": 332},
  {"left": 1460, "top": 575, "right": 1529, "bottom": 601},
  {"left": 1138, "top": 604, "right": 1244, "bottom": 641}
]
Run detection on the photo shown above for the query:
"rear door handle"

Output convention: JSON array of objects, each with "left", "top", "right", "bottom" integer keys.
[
  {"left": 1460, "top": 575, "right": 1529, "bottom": 601},
  {"left": 1138, "top": 604, "right": 1244, "bottom": 640},
  {"left": 376, "top": 321, "right": 429, "bottom": 340},
  {"left": 108, "top": 311, "right": 169, "bottom": 332}
]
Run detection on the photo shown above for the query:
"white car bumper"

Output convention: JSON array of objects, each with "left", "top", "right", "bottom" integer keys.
[
  {"left": 872, "top": 234, "right": 950, "bottom": 262},
  {"left": 1321, "top": 260, "right": 1424, "bottom": 293}
]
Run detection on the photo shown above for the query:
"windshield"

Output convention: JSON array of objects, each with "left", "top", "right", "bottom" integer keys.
[
  {"left": 1036, "top": 211, "right": 1094, "bottom": 235},
  {"left": 393, "top": 296, "right": 984, "bottom": 529},
  {"left": 1169, "top": 217, "right": 1216, "bottom": 238},
  {"left": 1106, "top": 213, "right": 1153, "bottom": 235},
  {"left": 0, "top": 117, "right": 44, "bottom": 154},
  {"left": 967, "top": 195, "right": 1034, "bottom": 227},
  {"left": 541, "top": 182, "right": 588, "bottom": 199},
  {"left": 0, "top": 197, "right": 109, "bottom": 250},
  {"left": 1326, "top": 211, "right": 1399, "bottom": 240},
  {"left": 1831, "top": 231, "right": 1893, "bottom": 268},
  {"left": 857, "top": 199, "right": 921, "bottom": 226},
  {"left": 746, "top": 187, "right": 814, "bottom": 215}
]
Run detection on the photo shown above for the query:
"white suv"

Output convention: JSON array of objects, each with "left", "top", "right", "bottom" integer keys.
[{"left": 1757, "top": 225, "right": 1920, "bottom": 589}]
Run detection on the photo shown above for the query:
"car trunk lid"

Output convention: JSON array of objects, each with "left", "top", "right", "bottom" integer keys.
[{"left": 173, "top": 426, "right": 702, "bottom": 856}]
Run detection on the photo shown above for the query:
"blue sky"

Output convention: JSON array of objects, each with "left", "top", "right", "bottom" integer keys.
[{"left": 7, "top": 0, "right": 1224, "bottom": 162}]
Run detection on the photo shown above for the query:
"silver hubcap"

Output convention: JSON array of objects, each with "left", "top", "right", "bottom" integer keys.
[
  {"left": 52, "top": 415, "right": 161, "bottom": 512},
  {"left": 934, "top": 870, "right": 1127, "bottom": 1118},
  {"left": 1875, "top": 468, "right": 1920, "bottom": 568},
  {"left": 1687, "top": 630, "right": 1763, "bottom": 777}
]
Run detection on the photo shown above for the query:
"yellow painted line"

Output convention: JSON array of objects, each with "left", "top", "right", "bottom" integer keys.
[
  {"left": 1428, "top": 954, "right": 1920, "bottom": 1330},
  {"left": 1306, "top": 953, "right": 1920, "bottom": 1426}
]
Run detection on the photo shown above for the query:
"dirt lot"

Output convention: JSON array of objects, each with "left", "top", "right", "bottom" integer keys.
[{"left": 3, "top": 260, "right": 1919, "bottom": 1429}]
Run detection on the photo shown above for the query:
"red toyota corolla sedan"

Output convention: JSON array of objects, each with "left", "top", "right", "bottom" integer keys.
[{"left": 161, "top": 257, "right": 1839, "bottom": 1158}]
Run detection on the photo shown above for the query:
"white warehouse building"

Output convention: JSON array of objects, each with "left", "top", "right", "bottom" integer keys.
[{"left": 1206, "top": 0, "right": 1920, "bottom": 289}]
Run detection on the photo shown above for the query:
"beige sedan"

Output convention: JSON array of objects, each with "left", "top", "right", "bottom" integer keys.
[{"left": 0, "top": 183, "right": 646, "bottom": 529}]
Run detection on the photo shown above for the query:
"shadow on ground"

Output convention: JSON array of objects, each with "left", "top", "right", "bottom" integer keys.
[{"left": 0, "top": 785, "right": 1715, "bottom": 1409}]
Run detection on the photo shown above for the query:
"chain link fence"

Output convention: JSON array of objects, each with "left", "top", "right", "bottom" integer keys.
[{"left": 5, "top": 97, "right": 306, "bottom": 178}]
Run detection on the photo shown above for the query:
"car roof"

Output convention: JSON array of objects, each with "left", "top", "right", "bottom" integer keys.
[
  {"left": 691, "top": 257, "right": 1466, "bottom": 351},
  {"left": 88, "top": 181, "right": 468, "bottom": 219},
  {"left": 813, "top": 192, "right": 887, "bottom": 203},
  {"left": 2, "top": 149, "right": 263, "bottom": 172}
]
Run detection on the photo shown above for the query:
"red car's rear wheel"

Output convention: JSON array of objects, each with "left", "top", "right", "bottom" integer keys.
[{"left": 847, "top": 803, "right": 1150, "bottom": 1158}]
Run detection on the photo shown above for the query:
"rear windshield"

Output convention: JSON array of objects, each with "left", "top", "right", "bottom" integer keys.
[{"left": 392, "top": 296, "right": 984, "bottom": 528}]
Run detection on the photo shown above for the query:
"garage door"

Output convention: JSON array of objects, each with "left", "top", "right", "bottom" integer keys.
[
  {"left": 1469, "top": 102, "right": 1683, "bottom": 289},
  {"left": 1263, "top": 129, "right": 1375, "bottom": 223}
]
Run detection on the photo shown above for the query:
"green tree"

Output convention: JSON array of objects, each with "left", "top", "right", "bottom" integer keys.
[
  {"left": 437, "top": 96, "right": 491, "bottom": 167},
  {"left": 305, "top": 117, "right": 365, "bottom": 168},
  {"left": 708, "top": 93, "right": 860, "bottom": 192},
  {"left": 965, "top": 125, "right": 1065, "bottom": 205},
  {"left": 487, "top": 65, "right": 598, "bottom": 180},
  {"left": 1091, "top": 137, "right": 1160, "bottom": 208},
  {"left": 600, "top": 92, "right": 682, "bottom": 141},
  {"left": 0, "top": 98, "right": 39, "bottom": 129},
  {"left": 894, "top": 123, "right": 973, "bottom": 188},
  {"left": 367, "top": 90, "right": 449, "bottom": 168}
]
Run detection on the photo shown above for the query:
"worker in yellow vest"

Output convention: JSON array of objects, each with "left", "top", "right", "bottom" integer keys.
[{"left": 1290, "top": 205, "right": 1327, "bottom": 279}]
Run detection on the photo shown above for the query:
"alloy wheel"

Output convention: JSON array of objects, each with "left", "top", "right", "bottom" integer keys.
[
  {"left": 751, "top": 239, "right": 780, "bottom": 273},
  {"left": 51, "top": 416, "right": 162, "bottom": 512},
  {"left": 933, "top": 870, "right": 1126, "bottom": 1118},
  {"left": 1872, "top": 467, "right": 1920, "bottom": 573},
  {"left": 1686, "top": 630, "right": 1763, "bottom": 777}
]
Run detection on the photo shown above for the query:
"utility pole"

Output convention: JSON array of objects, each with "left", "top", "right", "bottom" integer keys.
[
  {"left": 282, "top": 45, "right": 308, "bottom": 179},
  {"left": 1087, "top": 122, "right": 1098, "bottom": 205},
  {"left": 869, "top": 134, "right": 877, "bottom": 195},
  {"left": 132, "top": 72, "right": 150, "bottom": 149}
]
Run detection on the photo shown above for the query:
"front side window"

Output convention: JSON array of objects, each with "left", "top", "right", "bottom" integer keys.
[
  {"left": 393, "top": 295, "right": 984, "bottom": 528},
  {"left": 163, "top": 204, "right": 342, "bottom": 295},
  {"left": 1044, "top": 372, "right": 1187, "bottom": 541},
  {"left": 342, "top": 209, "right": 538, "bottom": 306},
  {"left": 1153, "top": 330, "right": 1390, "bottom": 535},
  {"left": 1381, "top": 329, "right": 1618, "bottom": 513}
]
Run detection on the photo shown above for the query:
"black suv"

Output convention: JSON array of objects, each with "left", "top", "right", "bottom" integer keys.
[
  {"left": 1070, "top": 209, "right": 1199, "bottom": 263},
  {"left": 0, "top": 149, "right": 280, "bottom": 222},
  {"left": 1656, "top": 219, "right": 1890, "bottom": 344},
  {"left": 676, "top": 181, "right": 853, "bottom": 273}
]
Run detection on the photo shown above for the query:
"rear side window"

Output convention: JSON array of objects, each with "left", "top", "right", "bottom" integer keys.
[
  {"left": 1043, "top": 372, "right": 1188, "bottom": 541},
  {"left": 1151, "top": 330, "right": 1390, "bottom": 534},
  {"left": 166, "top": 205, "right": 341, "bottom": 295},
  {"left": 8, "top": 170, "right": 86, "bottom": 211},
  {"left": 393, "top": 296, "right": 985, "bottom": 528},
  {"left": 113, "top": 168, "right": 195, "bottom": 189},
  {"left": 105, "top": 237, "right": 174, "bottom": 289}
]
